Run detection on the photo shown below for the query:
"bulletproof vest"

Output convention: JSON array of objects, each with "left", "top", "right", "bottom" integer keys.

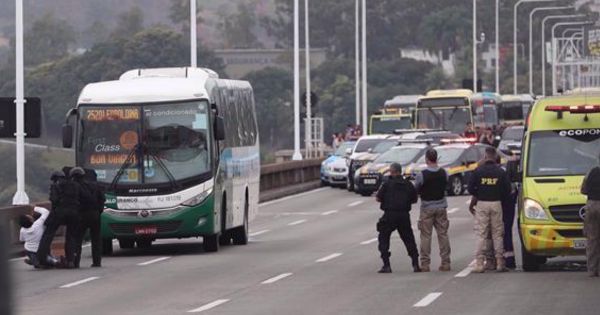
[
  {"left": 58, "top": 179, "right": 81, "bottom": 210},
  {"left": 420, "top": 168, "right": 448, "bottom": 201},
  {"left": 586, "top": 167, "right": 600, "bottom": 201}
]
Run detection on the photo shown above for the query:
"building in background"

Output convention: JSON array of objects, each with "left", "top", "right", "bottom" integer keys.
[{"left": 399, "top": 48, "right": 455, "bottom": 76}]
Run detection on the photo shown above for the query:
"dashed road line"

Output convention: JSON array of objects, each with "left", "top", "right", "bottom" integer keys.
[
  {"left": 465, "top": 200, "right": 471, "bottom": 205},
  {"left": 261, "top": 273, "right": 293, "bottom": 284},
  {"left": 316, "top": 253, "right": 343, "bottom": 263},
  {"left": 259, "top": 187, "right": 329, "bottom": 207},
  {"left": 413, "top": 292, "right": 443, "bottom": 307},
  {"left": 360, "top": 238, "right": 378, "bottom": 245},
  {"left": 137, "top": 257, "right": 171, "bottom": 266},
  {"left": 288, "top": 219, "right": 307, "bottom": 226},
  {"left": 9, "top": 257, "right": 25, "bottom": 262},
  {"left": 321, "top": 210, "right": 338, "bottom": 216},
  {"left": 455, "top": 260, "right": 477, "bottom": 278},
  {"left": 447, "top": 207, "right": 460, "bottom": 214},
  {"left": 249, "top": 230, "right": 270, "bottom": 237},
  {"left": 347, "top": 200, "right": 364, "bottom": 207},
  {"left": 188, "top": 299, "right": 230, "bottom": 313},
  {"left": 60, "top": 277, "right": 100, "bottom": 288}
]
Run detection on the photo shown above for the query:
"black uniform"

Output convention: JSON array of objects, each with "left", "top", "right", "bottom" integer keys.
[
  {"left": 376, "top": 176, "right": 420, "bottom": 268},
  {"left": 37, "top": 177, "right": 81, "bottom": 266},
  {"left": 74, "top": 178, "right": 105, "bottom": 267}
]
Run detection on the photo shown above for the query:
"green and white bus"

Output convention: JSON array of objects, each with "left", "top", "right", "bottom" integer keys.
[{"left": 62, "top": 67, "right": 260, "bottom": 254}]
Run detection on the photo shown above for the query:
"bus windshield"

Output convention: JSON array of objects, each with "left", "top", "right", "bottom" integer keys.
[
  {"left": 78, "top": 101, "right": 211, "bottom": 185},
  {"left": 416, "top": 107, "right": 471, "bottom": 134},
  {"left": 527, "top": 130, "right": 600, "bottom": 177},
  {"left": 500, "top": 102, "right": 525, "bottom": 121},
  {"left": 371, "top": 116, "right": 411, "bottom": 134}
]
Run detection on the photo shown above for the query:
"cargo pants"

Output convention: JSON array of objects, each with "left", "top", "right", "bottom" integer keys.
[
  {"left": 418, "top": 208, "right": 451, "bottom": 267},
  {"left": 474, "top": 201, "right": 504, "bottom": 260},
  {"left": 584, "top": 200, "right": 600, "bottom": 276}
]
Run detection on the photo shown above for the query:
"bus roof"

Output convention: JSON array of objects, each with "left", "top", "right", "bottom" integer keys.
[
  {"left": 472, "top": 92, "right": 502, "bottom": 101},
  {"left": 501, "top": 94, "right": 534, "bottom": 102},
  {"left": 77, "top": 67, "right": 238, "bottom": 105},
  {"left": 422, "top": 89, "right": 473, "bottom": 99},
  {"left": 529, "top": 93, "right": 600, "bottom": 132},
  {"left": 384, "top": 95, "right": 421, "bottom": 107}
]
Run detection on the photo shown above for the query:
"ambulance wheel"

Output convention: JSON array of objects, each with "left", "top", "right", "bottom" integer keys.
[
  {"left": 102, "top": 239, "right": 113, "bottom": 256},
  {"left": 118, "top": 239, "right": 135, "bottom": 249},
  {"left": 203, "top": 234, "right": 220, "bottom": 252},
  {"left": 448, "top": 176, "right": 464, "bottom": 196},
  {"left": 521, "top": 245, "right": 543, "bottom": 272}
]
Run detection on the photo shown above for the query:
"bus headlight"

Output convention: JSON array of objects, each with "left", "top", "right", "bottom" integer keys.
[
  {"left": 182, "top": 188, "right": 213, "bottom": 207},
  {"left": 524, "top": 199, "right": 548, "bottom": 220}
]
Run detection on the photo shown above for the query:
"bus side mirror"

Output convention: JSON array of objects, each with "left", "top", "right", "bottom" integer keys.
[
  {"left": 62, "top": 124, "right": 73, "bottom": 148},
  {"left": 214, "top": 116, "right": 225, "bottom": 141}
]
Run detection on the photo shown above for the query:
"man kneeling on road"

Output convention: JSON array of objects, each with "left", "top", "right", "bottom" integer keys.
[
  {"left": 375, "top": 163, "right": 421, "bottom": 273},
  {"left": 415, "top": 148, "right": 451, "bottom": 272},
  {"left": 468, "top": 147, "right": 511, "bottom": 273}
]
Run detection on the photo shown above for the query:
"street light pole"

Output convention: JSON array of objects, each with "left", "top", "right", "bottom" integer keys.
[
  {"left": 551, "top": 21, "right": 594, "bottom": 95},
  {"left": 292, "top": 0, "right": 302, "bottom": 161},
  {"left": 528, "top": 6, "right": 573, "bottom": 95},
  {"left": 361, "top": 0, "right": 367, "bottom": 134},
  {"left": 190, "top": 0, "right": 197, "bottom": 68},
  {"left": 495, "top": 0, "right": 500, "bottom": 93},
  {"left": 562, "top": 27, "right": 583, "bottom": 37},
  {"left": 541, "top": 14, "right": 585, "bottom": 96},
  {"left": 355, "top": 0, "right": 360, "bottom": 126},
  {"left": 304, "top": 0, "right": 312, "bottom": 158},
  {"left": 12, "top": 0, "right": 28, "bottom": 205},
  {"left": 513, "top": 0, "right": 555, "bottom": 94},
  {"left": 473, "top": 0, "right": 478, "bottom": 93}
]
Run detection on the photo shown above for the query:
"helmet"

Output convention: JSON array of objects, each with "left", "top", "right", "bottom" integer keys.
[
  {"left": 69, "top": 167, "right": 85, "bottom": 178},
  {"left": 50, "top": 171, "right": 65, "bottom": 181}
]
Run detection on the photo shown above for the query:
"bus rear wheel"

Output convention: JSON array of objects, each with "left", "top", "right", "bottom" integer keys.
[{"left": 203, "top": 234, "right": 219, "bottom": 252}]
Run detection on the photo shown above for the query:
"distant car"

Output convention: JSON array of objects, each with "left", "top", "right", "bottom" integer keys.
[
  {"left": 404, "top": 143, "right": 507, "bottom": 196},
  {"left": 354, "top": 144, "right": 430, "bottom": 196},
  {"left": 321, "top": 141, "right": 356, "bottom": 187},
  {"left": 345, "top": 135, "right": 391, "bottom": 191},
  {"left": 498, "top": 125, "right": 524, "bottom": 157}
]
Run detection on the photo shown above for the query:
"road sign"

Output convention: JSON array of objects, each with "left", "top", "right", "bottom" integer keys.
[{"left": 0, "top": 97, "right": 41, "bottom": 138}]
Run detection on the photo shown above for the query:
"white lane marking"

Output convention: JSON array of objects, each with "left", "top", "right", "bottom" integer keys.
[
  {"left": 249, "top": 230, "right": 270, "bottom": 237},
  {"left": 316, "top": 253, "right": 343, "bottom": 263},
  {"left": 259, "top": 187, "right": 329, "bottom": 207},
  {"left": 188, "top": 299, "right": 230, "bottom": 313},
  {"left": 9, "top": 257, "right": 25, "bottom": 262},
  {"left": 447, "top": 207, "right": 460, "bottom": 214},
  {"left": 455, "top": 266, "right": 473, "bottom": 278},
  {"left": 347, "top": 200, "right": 364, "bottom": 207},
  {"left": 137, "top": 256, "right": 171, "bottom": 266},
  {"left": 321, "top": 210, "right": 338, "bottom": 216},
  {"left": 60, "top": 277, "right": 100, "bottom": 288},
  {"left": 261, "top": 273, "right": 293, "bottom": 284},
  {"left": 288, "top": 219, "right": 307, "bottom": 226},
  {"left": 360, "top": 238, "right": 378, "bottom": 245},
  {"left": 413, "top": 292, "right": 443, "bottom": 307},
  {"left": 465, "top": 200, "right": 471, "bottom": 205}
]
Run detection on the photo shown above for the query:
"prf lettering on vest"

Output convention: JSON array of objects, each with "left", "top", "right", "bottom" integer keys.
[{"left": 481, "top": 178, "right": 498, "bottom": 185}]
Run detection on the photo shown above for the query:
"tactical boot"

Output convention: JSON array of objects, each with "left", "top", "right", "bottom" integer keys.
[
  {"left": 411, "top": 255, "right": 421, "bottom": 272},
  {"left": 439, "top": 264, "right": 451, "bottom": 272},
  {"left": 378, "top": 265, "right": 392, "bottom": 273},
  {"left": 420, "top": 265, "right": 431, "bottom": 272},
  {"left": 484, "top": 258, "right": 497, "bottom": 271},
  {"left": 496, "top": 257, "right": 509, "bottom": 272},
  {"left": 472, "top": 258, "right": 485, "bottom": 273}
]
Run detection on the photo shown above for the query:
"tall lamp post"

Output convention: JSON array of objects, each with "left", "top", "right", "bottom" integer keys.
[
  {"left": 361, "top": 0, "right": 367, "bottom": 134},
  {"left": 13, "top": 0, "right": 28, "bottom": 205},
  {"left": 528, "top": 6, "right": 573, "bottom": 95},
  {"left": 355, "top": 0, "right": 360, "bottom": 126},
  {"left": 541, "top": 14, "right": 585, "bottom": 96},
  {"left": 551, "top": 20, "right": 594, "bottom": 95},
  {"left": 513, "top": 0, "right": 555, "bottom": 94},
  {"left": 190, "top": 0, "right": 197, "bottom": 68},
  {"left": 292, "top": 0, "right": 302, "bottom": 160},
  {"left": 495, "top": 0, "right": 500, "bottom": 93},
  {"left": 304, "top": 0, "right": 312, "bottom": 158},
  {"left": 473, "top": 0, "right": 485, "bottom": 93}
]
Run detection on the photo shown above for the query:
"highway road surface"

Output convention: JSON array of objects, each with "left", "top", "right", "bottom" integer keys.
[{"left": 10, "top": 187, "right": 599, "bottom": 315}]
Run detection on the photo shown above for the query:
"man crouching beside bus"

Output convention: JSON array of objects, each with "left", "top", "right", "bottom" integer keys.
[
  {"left": 375, "top": 163, "right": 420, "bottom": 273},
  {"left": 581, "top": 160, "right": 600, "bottom": 277}
]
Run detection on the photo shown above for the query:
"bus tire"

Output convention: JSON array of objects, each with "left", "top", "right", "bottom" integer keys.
[
  {"left": 219, "top": 195, "right": 231, "bottom": 246},
  {"left": 102, "top": 239, "right": 113, "bottom": 256},
  {"left": 118, "top": 239, "right": 135, "bottom": 249},
  {"left": 232, "top": 195, "right": 249, "bottom": 245},
  {"left": 203, "top": 234, "right": 219, "bottom": 252},
  {"left": 448, "top": 176, "right": 463, "bottom": 196}
]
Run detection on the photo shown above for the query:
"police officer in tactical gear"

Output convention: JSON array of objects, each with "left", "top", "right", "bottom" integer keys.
[
  {"left": 468, "top": 147, "right": 511, "bottom": 273},
  {"left": 375, "top": 163, "right": 420, "bottom": 273},
  {"left": 37, "top": 169, "right": 81, "bottom": 268},
  {"left": 70, "top": 167, "right": 104, "bottom": 268},
  {"left": 581, "top": 157, "right": 600, "bottom": 277}
]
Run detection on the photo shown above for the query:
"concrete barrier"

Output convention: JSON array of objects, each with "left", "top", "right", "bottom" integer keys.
[{"left": 1, "top": 159, "right": 324, "bottom": 257}]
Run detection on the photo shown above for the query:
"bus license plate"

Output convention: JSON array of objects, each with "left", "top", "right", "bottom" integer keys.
[
  {"left": 364, "top": 179, "right": 377, "bottom": 185},
  {"left": 135, "top": 226, "right": 157, "bottom": 235},
  {"left": 573, "top": 240, "right": 587, "bottom": 249}
]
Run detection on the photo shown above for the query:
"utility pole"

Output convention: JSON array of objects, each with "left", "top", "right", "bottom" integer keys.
[
  {"left": 361, "top": 0, "right": 367, "bottom": 134},
  {"left": 292, "top": 0, "right": 302, "bottom": 161},
  {"left": 190, "top": 0, "right": 197, "bottom": 68},
  {"left": 355, "top": 0, "right": 360, "bottom": 126},
  {"left": 304, "top": 0, "right": 312, "bottom": 158},
  {"left": 13, "top": 0, "right": 28, "bottom": 205},
  {"left": 495, "top": 0, "right": 500, "bottom": 93},
  {"left": 473, "top": 0, "right": 478, "bottom": 93}
]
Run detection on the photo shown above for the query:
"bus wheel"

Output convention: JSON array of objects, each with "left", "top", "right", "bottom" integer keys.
[
  {"left": 101, "top": 239, "right": 113, "bottom": 256},
  {"left": 219, "top": 196, "right": 231, "bottom": 246},
  {"left": 203, "top": 234, "right": 220, "bottom": 252},
  {"left": 448, "top": 176, "right": 463, "bottom": 196},
  {"left": 118, "top": 239, "right": 135, "bottom": 249},
  {"left": 136, "top": 239, "right": 152, "bottom": 249},
  {"left": 232, "top": 196, "right": 249, "bottom": 245}
]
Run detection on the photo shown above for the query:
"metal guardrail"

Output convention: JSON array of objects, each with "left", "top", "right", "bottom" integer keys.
[{"left": 1, "top": 159, "right": 324, "bottom": 257}]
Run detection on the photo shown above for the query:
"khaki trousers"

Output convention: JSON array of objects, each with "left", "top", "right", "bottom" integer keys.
[
  {"left": 418, "top": 208, "right": 451, "bottom": 266},
  {"left": 474, "top": 201, "right": 504, "bottom": 260}
]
